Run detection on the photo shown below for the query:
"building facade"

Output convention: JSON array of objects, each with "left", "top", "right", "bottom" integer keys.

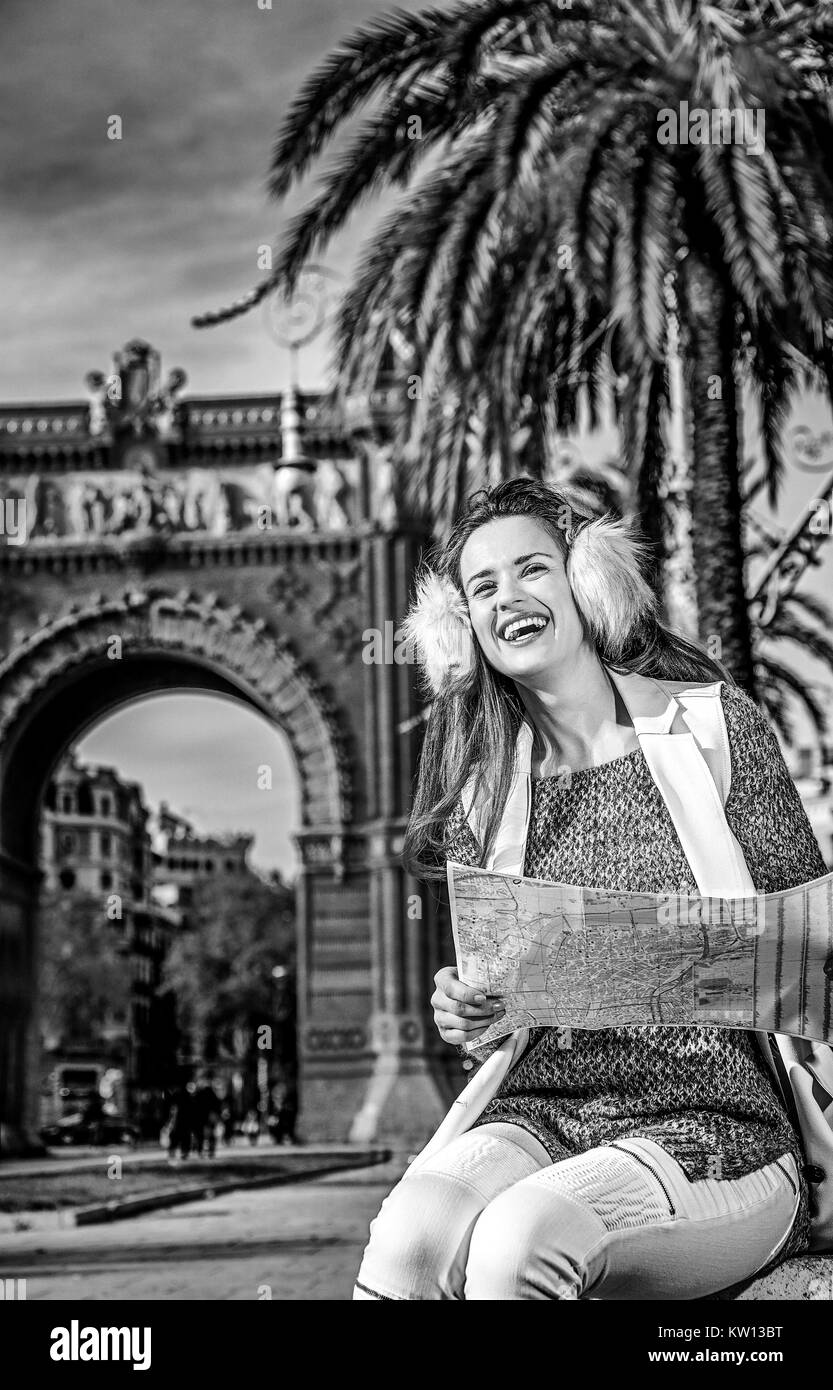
[
  {"left": 0, "top": 336, "right": 457, "bottom": 1154},
  {"left": 39, "top": 754, "right": 178, "bottom": 1126},
  {"left": 153, "top": 802, "right": 253, "bottom": 909},
  {"left": 151, "top": 805, "right": 297, "bottom": 1126}
]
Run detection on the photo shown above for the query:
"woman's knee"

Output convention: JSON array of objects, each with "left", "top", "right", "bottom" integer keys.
[
  {"left": 464, "top": 1183, "right": 604, "bottom": 1300},
  {"left": 355, "top": 1169, "right": 481, "bottom": 1300}
]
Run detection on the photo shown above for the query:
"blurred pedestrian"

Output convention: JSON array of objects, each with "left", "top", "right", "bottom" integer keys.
[
  {"left": 271, "top": 1077, "right": 298, "bottom": 1146},
  {"left": 167, "top": 1082, "right": 194, "bottom": 1164},
  {"left": 220, "top": 1103, "right": 235, "bottom": 1147},
  {"left": 81, "top": 1091, "right": 105, "bottom": 1145},
  {"left": 193, "top": 1078, "right": 220, "bottom": 1158}
]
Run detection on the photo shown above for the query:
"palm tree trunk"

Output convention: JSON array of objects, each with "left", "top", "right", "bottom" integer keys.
[
  {"left": 659, "top": 310, "right": 698, "bottom": 640},
  {"left": 631, "top": 362, "right": 667, "bottom": 602},
  {"left": 680, "top": 254, "right": 756, "bottom": 695},
  {"left": 616, "top": 335, "right": 696, "bottom": 635}
]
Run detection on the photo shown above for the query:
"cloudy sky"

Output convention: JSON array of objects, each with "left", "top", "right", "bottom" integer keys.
[
  {"left": 2, "top": 0, "right": 422, "bottom": 403},
  {"left": 77, "top": 694, "right": 300, "bottom": 879},
  {"left": 5, "top": 0, "right": 833, "bottom": 867}
]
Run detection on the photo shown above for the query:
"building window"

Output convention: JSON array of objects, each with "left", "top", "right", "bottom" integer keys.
[
  {"left": 61, "top": 793, "right": 74, "bottom": 814},
  {"left": 59, "top": 832, "right": 75, "bottom": 856},
  {"left": 100, "top": 832, "right": 112, "bottom": 858},
  {"left": 101, "top": 871, "right": 113, "bottom": 891},
  {"left": 100, "top": 796, "right": 111, "bottom": 817},
  {"left": 59, "top": 867, "right": 76, "bottom": 890}
]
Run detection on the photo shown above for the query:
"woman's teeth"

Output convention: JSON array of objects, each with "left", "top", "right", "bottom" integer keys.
[{"left": 501, "top": 615, "right": 548, "bottom": 644}]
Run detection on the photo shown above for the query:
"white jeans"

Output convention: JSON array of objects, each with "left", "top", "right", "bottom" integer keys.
[{"left": 353, "top": 1122, "right": 802, "bottom": 1300}]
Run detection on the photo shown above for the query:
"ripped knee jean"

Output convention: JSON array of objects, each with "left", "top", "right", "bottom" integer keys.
[{"left": 353, "top": 1121, "right": 801, "bottom": 1301}]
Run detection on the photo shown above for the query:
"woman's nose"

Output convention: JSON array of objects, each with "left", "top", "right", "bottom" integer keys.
[{"left": 493, "top": 574, "right": 525, "bottom": 607}]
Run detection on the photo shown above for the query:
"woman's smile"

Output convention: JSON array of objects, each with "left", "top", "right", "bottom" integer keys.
[{"left": 497, "top": 612, "right": 552, "bottom": 645}]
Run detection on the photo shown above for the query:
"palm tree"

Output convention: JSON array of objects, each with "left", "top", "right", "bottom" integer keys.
[
  {"left": 745, "top": 487, "right": 833, "bottom": 745},
  {"left": 755, "top": 588, "right": 833, "bottom": 745},
  {"left": 197, "top": 0, "right": 833, "bottom": 693}
]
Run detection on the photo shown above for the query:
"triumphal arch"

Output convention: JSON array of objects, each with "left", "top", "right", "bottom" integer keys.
[{"left": 0, "top": 338, "right": 459, "bottom": 1152}]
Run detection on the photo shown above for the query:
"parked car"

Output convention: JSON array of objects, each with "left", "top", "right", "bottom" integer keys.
[{"left": 40, "top": 1111, "right": 139, "bottom": 1147}]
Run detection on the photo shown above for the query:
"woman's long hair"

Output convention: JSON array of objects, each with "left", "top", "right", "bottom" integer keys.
[{"left": 401, "top": 477, "right": 733, "bottom": 882}]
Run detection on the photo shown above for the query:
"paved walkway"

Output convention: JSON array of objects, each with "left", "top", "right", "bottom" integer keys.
[
  {"left": 0, "top": 1155, "right": 407, "bottom": 1300},
  {"left": 0, "top": 1139, "right": 374, "bottom": 1180},
  {"left": 1, "top": 1152, "right": 830, "bottom": 1300}
]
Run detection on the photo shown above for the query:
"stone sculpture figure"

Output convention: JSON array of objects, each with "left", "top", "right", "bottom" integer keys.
[
  {"left": 182, "top": 471, "right": 207, "bottom": 531},
  {"left": 313, "top": 459, "right": 350, "bottom": 530},
  {"left": 373, "top": 447, "right": 398, "bottom": 530},
  {"left": 161, "top": 483, "right": 184, "bottom": 529},
  {"left": 107, "top": 488, "right": 132, "bottom": 535},
  {"left": 271, "top": 465, "right": 316, "bottom": 530},
  {"left": 84, "top": 372, "right": 111, "bottom": 439},
  {"left": 39, "top": 482, "right": 66, "bottom": 538},
  {"left": 155, "top": 368, "right": 188, "bottom": 442},
  {"left": 211, "top": 484, "right": 231, "bottom": 536},
  {"left": 24, "top": 474, "right": 41, "bottom": 540},
  {"left": 63, "top": 478, "right": 89, "bottom": 537}
]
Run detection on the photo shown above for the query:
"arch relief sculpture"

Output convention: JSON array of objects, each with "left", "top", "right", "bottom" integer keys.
[{"left": 0, "top": 587, "right": 352, "bottom": 836}]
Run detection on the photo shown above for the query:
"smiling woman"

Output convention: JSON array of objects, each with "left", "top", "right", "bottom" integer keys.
[
  {"left": 462, "top": 523, "right": 632, "bottom": 778},
  {"left": 401, "top": 477, "right": 725, "bottom": 879},
  {"left": 351, "top": 476, "right": 826, "bottom": 1302}
]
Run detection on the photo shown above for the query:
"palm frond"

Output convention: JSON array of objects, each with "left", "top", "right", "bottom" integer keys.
[
  {"left": 763, "top": 609, "right": 833, "bottom": 673},
  {"left": 268, "top": 0, "right": 585, "bottom": 197},
  {"left": 781, "top": 589, "right": 833, "bottom": 628},
  {"left": 755, "top": 653, "right": 830, "bottom": 742},
  {"left": 755, "top": 673, "right": 795, "bottom": 746}
]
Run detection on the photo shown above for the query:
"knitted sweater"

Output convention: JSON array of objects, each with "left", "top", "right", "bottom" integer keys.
[{"left": 443, "top": 683, "right": 826, "bottom": 1261}]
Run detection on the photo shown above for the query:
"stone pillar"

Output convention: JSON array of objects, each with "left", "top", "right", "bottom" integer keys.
[
  {"left": 0, "top": 850, "right": 42, "bottom": 1154},
  {"left": 343, "top": 529, "right": 455, "bottom": 1145},
  {"left": 292, "top": 526, "right": 461, "bottom": 1146},
  {"left": 346, "top": 822, "right": 451, "bottom": 1146},
  {"left": 291, "top": 830, "right": 383, "bottom": 1143}
]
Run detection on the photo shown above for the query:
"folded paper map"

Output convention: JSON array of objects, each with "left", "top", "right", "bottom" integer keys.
[{"left": 447, "top": 861, "right": 833, "bottom": 1052}]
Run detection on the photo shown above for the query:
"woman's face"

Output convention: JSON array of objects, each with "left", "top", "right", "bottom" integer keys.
[{"left": 459, "top": 515, "right": 587, "bottom": 683}]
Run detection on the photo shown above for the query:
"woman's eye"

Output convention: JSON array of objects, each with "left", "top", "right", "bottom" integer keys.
[{"left": 473, "top": 565, "right": 545, "bottom": 596}]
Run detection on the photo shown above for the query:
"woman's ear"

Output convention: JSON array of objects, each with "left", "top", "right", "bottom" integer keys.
[
  {"left": 400, "top": 569, "right": 476, "bottom": 695},
  {"left": 566, "top": 516, "right": 657, "bottom": 660}
]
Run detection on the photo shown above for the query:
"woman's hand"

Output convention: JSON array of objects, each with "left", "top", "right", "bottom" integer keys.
[{"left": 431, "top": 965, "right": 505, "bottom": 1046}]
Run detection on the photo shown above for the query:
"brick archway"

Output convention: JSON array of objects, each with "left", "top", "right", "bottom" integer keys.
[
  {"left": 0, "top": 584, "right": 352, "bottom": 858},
  {"left": 0, "top": 358, "right": 463, "bottom": 1156},
  {"left": 0, "top": 584, "right": 363, "bottom": 1151}
]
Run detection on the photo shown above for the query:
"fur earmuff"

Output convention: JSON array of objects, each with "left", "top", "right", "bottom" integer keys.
[
  {"left": 400, "top": 569, "right": 476, "bottom": 695},
  {"left": 566, "top": 515, "right": 657, "bottom": 660},
  {"left": 400, "top": 517, "right": 655, "bottom": 691}
]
